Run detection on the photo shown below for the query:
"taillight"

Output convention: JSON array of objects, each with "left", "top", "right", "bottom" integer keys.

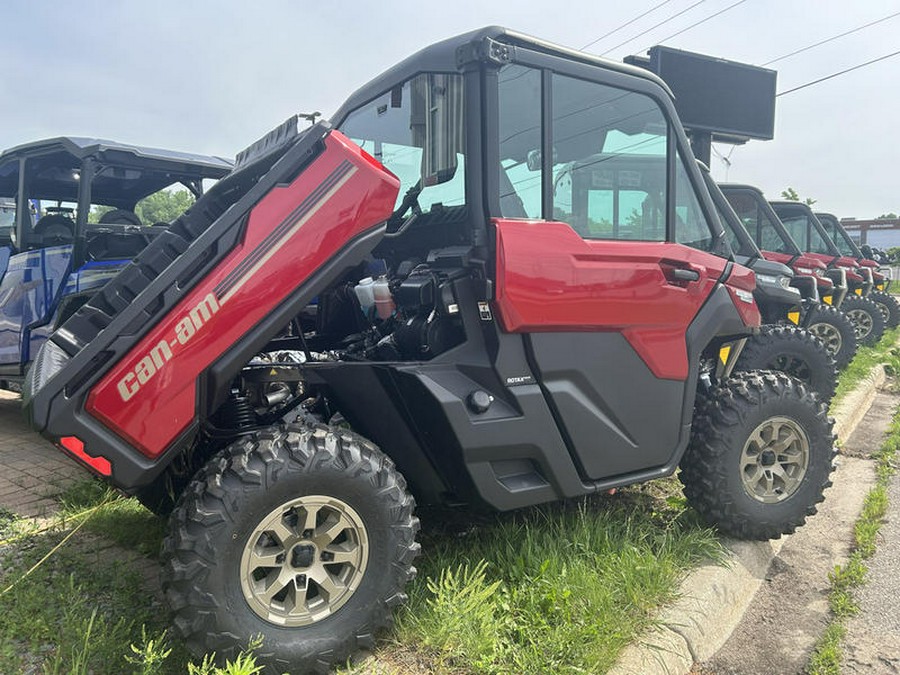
[{"left": 59, "top": 436, "right": 112, "bottom": 477}]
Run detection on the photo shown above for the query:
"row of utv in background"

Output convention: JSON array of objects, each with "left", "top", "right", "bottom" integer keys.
[{"left": 6, "top": 27, "right": 894, "bottom": 673}]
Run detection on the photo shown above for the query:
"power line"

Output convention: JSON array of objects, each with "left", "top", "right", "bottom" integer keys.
[
  {"left": 762, "top": 10, "right": 900, "bottom": 66},
  {"left": 580, "top": 0, "right": 678, "bottom": 50},
  {"left": 599, "top": 0, "right": 708, "bottom": 56},
  {"left": 646, "top": 0, "right": 750, "bottom": 50},
  {"left": 777, "top": 49, "right": 900, "bottom": 97}
]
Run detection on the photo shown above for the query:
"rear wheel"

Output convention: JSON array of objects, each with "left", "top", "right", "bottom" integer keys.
[
  {"left": 680, "top": 371, "right": 834, "bottom": 540},
  {"left": 733, "top": 324, "right": 837, "bottom": 403},
  {"left": 870, "top": 290, "right": 900, "bottom": 328},
  {"left": 162, "top": 423, "right": 420, "bottom": 673},
  {"left": 805, "top": 303, "right": 857, "bottom": 369},
  {"left": 841, "top": 294, "right": 886, "bottom": 346}
]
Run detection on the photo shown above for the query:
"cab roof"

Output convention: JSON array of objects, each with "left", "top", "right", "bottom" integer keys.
[
  {"left": 0, "top": 137, "right": 233, "bottom": 207},
  {"left": 0, "top": 136, "right": 232, "bottom": 172},
  {"left": 331, "top": 26, "right": 673, "bottom": 123}
]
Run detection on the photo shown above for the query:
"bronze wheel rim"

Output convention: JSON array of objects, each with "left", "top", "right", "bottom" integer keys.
[
  {"left": 740, "top": 416, "right": 810, "bottom": 504},
  {"left": 846, "top": 308, "right": 873, "bottom": 340},
  {"left": 240, "top": 495, "right": 369, "bottom": 626},
  {"left": 808, "top": 322, "right": 842, "bottom": 356}
]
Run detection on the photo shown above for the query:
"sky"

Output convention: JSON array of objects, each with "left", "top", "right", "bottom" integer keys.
[{"left": 2, "top": 0, "right": 897, "bottom": 217}]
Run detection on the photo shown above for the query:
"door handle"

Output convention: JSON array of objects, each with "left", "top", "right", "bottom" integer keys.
[{"left": 668, "top": 268, "right": 700, "bottom": 282}]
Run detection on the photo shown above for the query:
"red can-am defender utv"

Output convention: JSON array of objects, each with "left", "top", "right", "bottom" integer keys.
[
  {"left": 699, "top": 166, "right": 837, "bottom": 402},
  {"left": 720, "top": 184, "right": 858, "bottom": 369},
  {"left": 24, "top": 28, "right": 834, "bottom": 672},
  {"left": 816, "top": 211, "right": 900, "bottom": 328},
  {"left": 770, "top": 201, "right": 886, "bottom": 347}
]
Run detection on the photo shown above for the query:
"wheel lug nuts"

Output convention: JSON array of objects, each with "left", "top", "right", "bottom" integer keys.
[
  {"left": 302, "top": 529, "right": 314, "bottom": 538},
  {"left": 321, "top": 551, "right": 334, "bottom": 561}
]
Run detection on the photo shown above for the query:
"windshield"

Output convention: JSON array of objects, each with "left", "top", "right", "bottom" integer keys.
[{"left": 338, "top": 73, "right": 466, "bottom": 215}]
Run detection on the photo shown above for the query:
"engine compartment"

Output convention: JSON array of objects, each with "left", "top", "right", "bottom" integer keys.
[{"left": 217, "top": 243, "right": 476, "bottom": 432}]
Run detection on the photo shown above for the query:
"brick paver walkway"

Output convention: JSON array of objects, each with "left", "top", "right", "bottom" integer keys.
[{"left": 0, "top": 390, "right": 84, "bottom": 518}]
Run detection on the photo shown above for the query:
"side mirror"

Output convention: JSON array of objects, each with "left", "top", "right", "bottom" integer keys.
[{"left": 415, "top": 74, "right": 464, "bottom": 187}]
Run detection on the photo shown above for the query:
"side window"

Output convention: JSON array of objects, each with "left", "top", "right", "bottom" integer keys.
[
  {"left": 724, "top": 191, "right": 788, "bottom": 254},
  {"left": 780, "top": 215, "right": 808, "bottom": 250},
  {"left": 498, "top": 66, "right": 542, "bottom": 218},
  {"left": 674, "top": 149, "right": 713, "bottom": 251},
  {"left": 551, "top": 74, "right": 667, "bottom": 241},
  {"left": 0, "top": 200, "right": 14, "bottom": 245}
]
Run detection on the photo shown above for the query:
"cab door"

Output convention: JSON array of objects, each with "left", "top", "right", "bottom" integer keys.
[{"left": 493, "top": 64, "right": 731, "bottom": 481}]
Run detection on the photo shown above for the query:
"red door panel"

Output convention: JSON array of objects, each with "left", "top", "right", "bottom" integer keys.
[{"left": 494, "top": 218, "right": 727, "bottom": 380}]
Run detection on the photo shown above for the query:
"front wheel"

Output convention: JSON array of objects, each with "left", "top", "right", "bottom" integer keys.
[
  {"left": 870, "top": 289, "right": 900, "bottom": 328},
  {"left": 805, "top": 303, "right": 857, "bottom": 369},
  {"left": 162, "top": 424, "right": 420, "bottom": 673},
  {"left": 733, "top": 324, "right": 837, "bottom": 403},
  {"left": 680, "top": 371, "right": 834, "bottom": 540},
  {"left": 840, "top": 294, "right": 886, "bottom": 346}
]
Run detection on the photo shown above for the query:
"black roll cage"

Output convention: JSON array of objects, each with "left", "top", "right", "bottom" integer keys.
[{"left": 2, "top": 140, "right": 231, "bottom": 267}]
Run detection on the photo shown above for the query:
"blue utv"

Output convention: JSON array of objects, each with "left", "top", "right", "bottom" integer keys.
[{"left": 0, "top": 137, "right": 231, "bottom": 391}]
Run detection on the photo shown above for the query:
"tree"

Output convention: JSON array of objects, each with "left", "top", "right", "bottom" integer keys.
[
  {"left": 134, "top": 190, "right": 195, "bottom": 225},
  {"left": 86, "top": 189, "right": 195, "bottom": 225},
  {"left": 781, "top": 187, "right": 817, "bottom": 206},
  {"left": 878, "top": 213, "right": 898, "bottom": 219},
  {"left": 88, "top": 205, "right": 114, "bottom": 223}
]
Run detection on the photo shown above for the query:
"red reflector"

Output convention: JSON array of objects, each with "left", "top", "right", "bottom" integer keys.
[{"left": 59, "top": 436, "right": 112, "bottom": 477}]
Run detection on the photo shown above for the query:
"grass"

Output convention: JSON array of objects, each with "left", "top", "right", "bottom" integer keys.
[
  {"left": 831, "top": 327, "right": 900, "bottom": 405},
  {"left": 0, "top": 473, "right": 720, "bottom": 675},
  {"left": 387, "top": 481, "right": 722, "bottom": 674},
  {"left": 805, "top": 402, "right": 900, "bottom": 674},
  {"left": 0, "top": 479, "right": 264, "bottom": 675}
]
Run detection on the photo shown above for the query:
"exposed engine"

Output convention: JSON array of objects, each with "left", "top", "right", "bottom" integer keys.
[{"left": 218, "top": 256, "right": 471, "bottom": 432}]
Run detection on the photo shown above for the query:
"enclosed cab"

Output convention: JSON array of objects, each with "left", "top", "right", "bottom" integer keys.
[
  {"left": 769, "top": 201, "right": 867, "bottom": 297},
  {"left": 817, "top": 211, "right": 900, "bottom": 327},
  {"left": 698, "top": 165, "right": 837, "bottom": 400},
  {"left": 0, "top": 137, "right": 231, "bottom": 390},
  {"left": 699, "top": 166, "right": 800, "bottom": 324},
  {"left": 719, "top": 185, "right": 840, "bottom": 305},
  {"left": 770, "top": 201, "right": 885, "bottom": 345},
  {"left": 719, "top": 183, "right": 858, "bottom": 367}
]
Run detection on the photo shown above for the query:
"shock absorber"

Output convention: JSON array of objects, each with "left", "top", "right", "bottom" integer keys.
[{"left": 219, "top": 390, "right": 256, "bottom": 430}]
